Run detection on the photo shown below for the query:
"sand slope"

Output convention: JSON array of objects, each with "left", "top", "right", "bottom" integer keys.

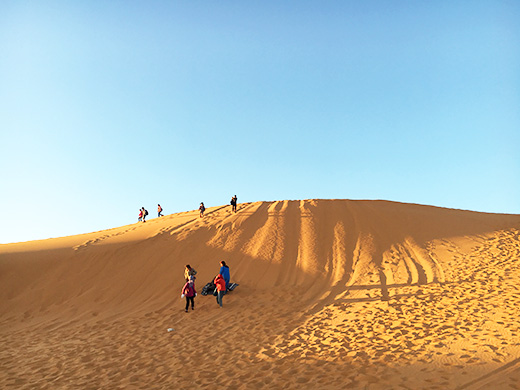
[{"left": 1, "top": 199, "right": 520, "bottom": 389}]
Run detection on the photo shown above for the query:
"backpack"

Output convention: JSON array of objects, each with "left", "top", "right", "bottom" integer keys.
[
  {"left": 201, "top": 282, "right": 215, "bottom": 296},
  {"left": 144, "top": 209, "right": 148, "bottom": 216}
]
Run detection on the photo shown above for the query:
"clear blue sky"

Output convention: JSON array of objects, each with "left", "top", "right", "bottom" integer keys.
[{"left": 1, "top": 1, "right": 519, "bottom": 244}]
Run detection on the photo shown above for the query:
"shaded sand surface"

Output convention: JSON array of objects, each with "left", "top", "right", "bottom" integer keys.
[{"left": 1, "top": 199, "right": 520, "bottom": 389}]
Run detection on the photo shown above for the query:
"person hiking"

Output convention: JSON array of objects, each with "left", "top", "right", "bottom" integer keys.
[
  {"left": 138, "top": 209, "right": 143, "bottom": 222},
  {"left": 199, "top": 202, "right": 206, "bottom": 218},
  {"left": 184, "top": 265, "right": 197, "bottom": 282},
  {"left": 142, "top": 207, "right": 148, "bottom": 222},
  {"left": 219, "top": 261, "right": 230, "bottom": 291},
  {"left": 181, "top": 276, "right": 197, "bottom": 312},
  {"left": 230, "top": 195, "right": 238, "bottom": 213},
  {"left": 214, "top": 274, "right": 226, "bottom": 308},
  {"left": 158, "top": 204, "right": 163, "bottom": 217}
]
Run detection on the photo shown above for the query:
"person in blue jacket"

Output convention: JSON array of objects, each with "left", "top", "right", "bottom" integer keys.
[{"left": 219, "top": 261, "right": 230, "bottom": 290}]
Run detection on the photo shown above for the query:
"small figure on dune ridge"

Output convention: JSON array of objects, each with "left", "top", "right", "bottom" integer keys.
[
  {"left": 199, "top": 202, "right": 205, "bottom": 218},
  {"left": 230, "top": 195, "right": 238, "bottom": 213},
  {"left": 158, "top": 204, "right": 163, "bottom": 217}
]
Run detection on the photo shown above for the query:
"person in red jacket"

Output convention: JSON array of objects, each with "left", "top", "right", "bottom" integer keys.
[
  {"left": 214, "top": 274, "right": 226, "bottom": 308},
  {"left": 181, "top": 276, "right": 197, "bottom": 312}
]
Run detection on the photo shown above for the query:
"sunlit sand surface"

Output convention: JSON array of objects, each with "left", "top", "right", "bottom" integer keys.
[{"left": 1, "top": 200, "right": 520, "bottom": 389}]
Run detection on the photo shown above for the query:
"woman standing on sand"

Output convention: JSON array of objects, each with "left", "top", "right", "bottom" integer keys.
[
  {"left": 214, "top": 274, "right": 226, "bottom": 307},
  {"left": 219, "top": 261, "right": 230, "bottom": 291},
  {"left": 184, "top": 265, "right": 197, "bottom": 282},
  {"left": 181, "top": 276, "right": 197, "bottom": 312}
]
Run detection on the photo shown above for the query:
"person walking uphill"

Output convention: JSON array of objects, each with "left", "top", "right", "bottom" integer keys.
[
  {"left": 158, "top": 204, "right": 163, "bottom": 217},
  {"left": 214, "top": 274, "right": 226, "bottom": 308},
  {"left": 219, "top": 261, "right": 230, "bottom": 291},
  {"left": 181, "top": 276, "right": 197, "bottom": 312}
]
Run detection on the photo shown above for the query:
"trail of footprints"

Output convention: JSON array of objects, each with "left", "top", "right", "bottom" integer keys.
[
  {"left": 73, "top": 204, "right": 240, "bottom": 250},
  {"left": 261, "top": 228, "right": 520, "bottom": 389},
  {"left": 5, "top": 218, "right": 519, "bottom": 389}
]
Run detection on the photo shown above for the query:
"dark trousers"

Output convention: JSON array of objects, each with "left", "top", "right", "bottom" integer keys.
[
  {"left": 185, "top": 296, "right": 194, "bottom": 311},
  {"left": 216, "top": 291, "right": 224, "bottom": 307}
]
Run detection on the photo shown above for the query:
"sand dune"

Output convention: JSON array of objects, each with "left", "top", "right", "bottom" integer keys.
[{"left": 1, "top": 199, "right": 520, "bottom": 389}]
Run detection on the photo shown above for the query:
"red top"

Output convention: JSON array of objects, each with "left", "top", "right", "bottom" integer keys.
[
  {"left": 182, "top": 281, "right": 197, "bottom": 297},
  {"left": 214, "top": 274, "right": 226, "bottom": 291}
]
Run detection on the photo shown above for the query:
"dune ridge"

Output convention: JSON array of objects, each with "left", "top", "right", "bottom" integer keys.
[{"left": 1, "top": 199, "right": 520, "bottom": 389}]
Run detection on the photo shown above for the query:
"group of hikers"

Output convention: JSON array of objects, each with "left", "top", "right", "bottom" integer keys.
[
  {"left": 139, "top": 196, "right": 238, "bottom": 222},
  {"left": 137, "top": 204, "right": 163, "bottom": 222},
  {"left": 181, "top": 261, "right": 232, "bottom": 311},
  {"left": 137, "top": 207, "right": 149, "bottom": 222},
  {"left": 200, "top": 195, "right": 237, "bottom": 218}
]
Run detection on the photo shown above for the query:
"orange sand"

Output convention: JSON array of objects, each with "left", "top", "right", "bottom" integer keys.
[{"left": 1, "top": 199, "right": 520, "bottom": 389}]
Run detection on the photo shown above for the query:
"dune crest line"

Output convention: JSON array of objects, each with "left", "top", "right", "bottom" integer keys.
[{"left": 2, "top": 199, "right": 520, "bottom": 389}]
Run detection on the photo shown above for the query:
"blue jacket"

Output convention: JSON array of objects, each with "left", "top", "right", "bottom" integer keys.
[{"left": 220, "top": 265, "right": 230, "bottom": 283}]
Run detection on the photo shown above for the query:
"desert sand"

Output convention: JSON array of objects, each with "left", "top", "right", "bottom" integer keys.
[{"left": 1, "top": 199, "right": 520, "bottom": 389}]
